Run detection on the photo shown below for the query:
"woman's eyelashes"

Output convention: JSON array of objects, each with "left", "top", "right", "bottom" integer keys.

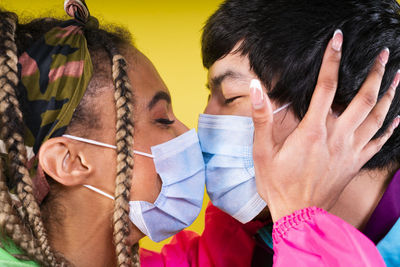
[{"left": 155, "top": 118, "right": 175, "bottom": 125}]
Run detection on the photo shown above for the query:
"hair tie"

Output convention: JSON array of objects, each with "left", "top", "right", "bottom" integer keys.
[{"left": 64, "top": 0, "right": 90, "bottom": 24}]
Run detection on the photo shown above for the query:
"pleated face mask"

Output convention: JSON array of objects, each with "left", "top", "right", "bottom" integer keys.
[
  {"left": 197, "top": 103, "right": 290, "bottom": 223},
  {"left": 63, "top": 128, "right": 205, "bottom": 242}
]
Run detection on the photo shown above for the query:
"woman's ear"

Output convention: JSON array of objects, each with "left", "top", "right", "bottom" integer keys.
[{"left": 38, "top": 137, "right": 92, "bottom": 186}]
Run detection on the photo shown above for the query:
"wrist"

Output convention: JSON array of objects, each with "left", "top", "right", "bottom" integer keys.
[
  {"left": 268, "top": 202, "right": 314, "bottom": 222},
  {"left": 272, "top": 207, "right": 327, "bottom": 243}
]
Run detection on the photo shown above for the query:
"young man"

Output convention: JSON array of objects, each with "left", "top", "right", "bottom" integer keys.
[
  {"left": 200, "top": 0, "right": 400, "bottom": 266},
  {"left": 141, "top": 0, "right": 400, "bottom": 266}
]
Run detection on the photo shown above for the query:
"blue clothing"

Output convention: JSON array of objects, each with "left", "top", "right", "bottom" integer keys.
[{"left": 377, "top": 218, "right": 400, "bottom": 267}]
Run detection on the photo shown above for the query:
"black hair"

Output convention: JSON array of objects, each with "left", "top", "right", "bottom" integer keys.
[{"left": 202, "top": 0, "right": 400, "bottom": 169}]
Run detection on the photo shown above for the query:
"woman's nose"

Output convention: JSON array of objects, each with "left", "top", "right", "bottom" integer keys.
[{"left": 174, "top": 119, "right": 190, "bottom": 136}]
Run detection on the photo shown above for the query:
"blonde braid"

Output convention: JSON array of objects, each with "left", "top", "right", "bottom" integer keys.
[
  {"left": 0, "top": 12, "right": 65, "bottom": 266},
  {"left": 100, "top": 40, "right": 138, "bottom": 266},
  {"left": 131, "top": 243, "right": 140, "bottom": 266},
  {"left": 0, "top": 158, "right": 46, "bottom": 265},
  {"left": 111, "top": 53, "right": 138, "bottom": 267}
]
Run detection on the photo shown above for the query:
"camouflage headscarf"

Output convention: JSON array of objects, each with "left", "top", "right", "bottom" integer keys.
[
  {"left": 0, "top": 0, "right": 96, "bottom": 203},
  {"left": 18, "top": 0, "right": 93, "bottom": 154}
]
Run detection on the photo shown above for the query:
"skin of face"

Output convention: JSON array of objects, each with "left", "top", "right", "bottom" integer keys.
[
  {"left": 125, "top": 47, "right": 189, "bottom": 243},
  {"left": 204, "top": 43, "right": 394, "bottom": 229},
  {"left": 204, "top": 44, "right": 300, "bottom": 221},
  {"left": 38, "top": 45, "right": 188, "bottom": 265},
  {"left": 205, "top": 44, "right": 300, "bottom": 147}
]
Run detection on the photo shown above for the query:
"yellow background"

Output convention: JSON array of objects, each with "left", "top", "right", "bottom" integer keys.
[{"left": 2, "top": 0, "right": 223, "bottom": 251}]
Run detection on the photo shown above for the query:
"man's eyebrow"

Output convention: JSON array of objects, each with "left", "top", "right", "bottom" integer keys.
[
  {"left": 148, "top": 91, "right": 171, "bottom": 110},
  {"left": 206, "top": 70, "right": 243, "bottom": 90}
]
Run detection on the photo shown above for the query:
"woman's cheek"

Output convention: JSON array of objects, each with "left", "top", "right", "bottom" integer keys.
[{"left": 130, "top": 155, "right": 161, "bottom": 203}]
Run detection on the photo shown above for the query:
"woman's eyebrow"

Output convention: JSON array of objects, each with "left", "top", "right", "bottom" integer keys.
[{"left": 148, "top": 91, "right": 171, "bottom": 110}]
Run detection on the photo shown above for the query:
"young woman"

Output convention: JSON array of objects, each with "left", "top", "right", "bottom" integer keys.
[{"left": 0, "top": 1, "right": 205, "bottom": 266}]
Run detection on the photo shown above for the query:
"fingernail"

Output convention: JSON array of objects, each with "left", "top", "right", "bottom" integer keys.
[
  {"left": 250, "top": 79, "right": 265, "bottom": 110},
  {"left": 393, "top": 116, "right": 400, "bottom": 130},
  {"left": 379, "top": 48, "right": 390, "bottom": 67},
  {"left": 391, "top": 69, "right": 400, "bottom": 90},
  {"left": 332, "top": 29, "right": 343, "bottom": 52}
]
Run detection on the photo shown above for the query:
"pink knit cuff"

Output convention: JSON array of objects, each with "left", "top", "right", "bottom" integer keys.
[{"left": 272, "top": 207, "right": 327, "bottom": 243}]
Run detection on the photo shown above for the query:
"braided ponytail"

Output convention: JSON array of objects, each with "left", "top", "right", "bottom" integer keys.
[
  {"left": 102, "top": 36, "right": 139, "bottom": 267},
  {"left": 0, "top": 11, "right": 67, "bottom": 266}
]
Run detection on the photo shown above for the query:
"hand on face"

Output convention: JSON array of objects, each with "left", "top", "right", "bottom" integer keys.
[{"left": 251, "top": 30, "right": 400, "bottom": 222}]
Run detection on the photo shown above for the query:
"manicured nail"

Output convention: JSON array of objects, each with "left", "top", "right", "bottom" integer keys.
[
  {"left": 391, "top": 69, "right": 400, "bottom": 90},
  {"left": 392, "top": 116, "right": 400, "bottom": 130},
  {"left": 379, "top": 48, "right": 390, "bottom": 67},
  {"left": 250, "top": 79, "right": 265, "bottom": 110},
  {"left": 332, "top": 29, "right": 343, "bottom": 52}
]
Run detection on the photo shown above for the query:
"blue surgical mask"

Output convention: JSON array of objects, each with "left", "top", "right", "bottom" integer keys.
[
  {"left": 197, "top": 103, "right": 290, "bottom": 223},
  {"left": 62, "top": 128, "right": 205, "bottom": 242}
]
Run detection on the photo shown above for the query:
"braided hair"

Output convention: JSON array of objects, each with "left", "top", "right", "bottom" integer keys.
[
  {"left": 0, "top": 11, "right": 61, "bottom": 266},
  {"left": 0, "top": 10, "right": 139, "bottom": 267},
  {"left": 96, "top": 31, "right": 138, "bottom": 267}
]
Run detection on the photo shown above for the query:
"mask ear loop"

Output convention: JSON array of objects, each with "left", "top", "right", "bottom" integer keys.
[
  {"left": 83, "top": 185, "right": 115, "bottom": 200},
  {"left": 62, "top": 134, "right": 154, "bottom": 158},
  {"left": 63, "top": 134, "right": 116, "bottom": 149},
  {"left": 62, "top": 134, "right": 155, "bottom": 200},
  {"left": 272, "top": 103, "right": 291, "bottom": 114}
]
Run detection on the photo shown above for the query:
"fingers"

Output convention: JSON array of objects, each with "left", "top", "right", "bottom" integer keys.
[
  {"left": 306, "top": 29, "right": 343, "bottom": 124},
  {"left": 250, "top": 79, "right": 274, "bottom": 155},
  {"left": 359, "top": 116, "right": 400, "bottom": 165},
  {"left": 339, "top": 48, "right": 390, "bottom": 131},
  {"left": 354, "top": 70, "right": 400, "bottom": 147}
]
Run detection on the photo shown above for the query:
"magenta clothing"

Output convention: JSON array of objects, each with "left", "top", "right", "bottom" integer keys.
[
  {"left": 140, "top": 170, "right": 400, "bottom": 267},
  {"left": 140, "top": 203, "right": 266, "bottom": 267},
  {"left": 140, "top": 204, "right": 384, "bottom": 267},
  {"left": 272, "top": 207, "right": 384, "bottom": 267}
]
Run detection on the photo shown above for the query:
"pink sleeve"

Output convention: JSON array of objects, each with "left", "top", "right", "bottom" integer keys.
[
  {"left": 140, "top": 202, "right": 266, "bottom": 267},
  {"left": 272, "top": 207, "right": 386, "bottom": 267}
]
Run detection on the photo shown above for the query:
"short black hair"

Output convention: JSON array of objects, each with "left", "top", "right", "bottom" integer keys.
[{"left": 202, "top": 0, "right": 400, "bottom": 170}]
